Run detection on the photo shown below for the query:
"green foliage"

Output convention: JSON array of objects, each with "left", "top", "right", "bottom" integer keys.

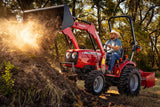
[
  {"left": 0, "top": 60, "right": 15, "bottom": 95},
  {"left": 155, "top": 72, "right": 160, "bottom": 78},
  {"left": 50, "top": 32, "right": 70, "bottom": 61},
  {"left": 135, "top": 53, "right": 153, "bottom": 72}
]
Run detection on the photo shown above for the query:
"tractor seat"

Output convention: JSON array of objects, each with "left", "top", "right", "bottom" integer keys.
[
  {"left": 117, "top": 49, "right": 125, "bottom": 63},
  {"left": 105, "top": 49, "right": 125, "bottom": 64},
  {"left": 120, "top": 49, "right": 125, "bottom": 59}
]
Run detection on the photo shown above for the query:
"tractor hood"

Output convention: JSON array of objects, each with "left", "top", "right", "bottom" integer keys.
[{"left": 23, "top": 4, "right": 74, "bottom": 30}]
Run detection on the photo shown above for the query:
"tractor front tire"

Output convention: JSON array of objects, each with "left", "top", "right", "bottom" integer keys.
[
  {"left": 85, "top": 70, "right": 105, "bottom": 95},
  {"left": 118, "top": 66, "right": 141, "bottom": 96}
]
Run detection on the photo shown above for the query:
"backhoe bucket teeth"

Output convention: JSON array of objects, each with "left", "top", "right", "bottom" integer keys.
[{"left": 23, "top": 4, "right": 74, "bottom": 30}]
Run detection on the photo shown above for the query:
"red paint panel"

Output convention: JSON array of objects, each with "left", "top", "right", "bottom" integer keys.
[
  {"left": 65, "top": 49, "right": 101, "bottom": 69},
  {"left": 140, "top": 70, "right": 155, "bottom": 88},
  {"left": 62, "top": 28, "right": 79, "bottom": 49}
]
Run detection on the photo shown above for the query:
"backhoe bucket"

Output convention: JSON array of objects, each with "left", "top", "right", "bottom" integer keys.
[
  {"left": 140, "top": 70, "right": 155, "bottom": 88},
  {"left": 23, "top": 4, "right": 74, "bottom": 30}
]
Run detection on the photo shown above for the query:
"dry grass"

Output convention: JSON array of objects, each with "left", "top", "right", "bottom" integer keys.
[{"left": 76, "top": 80, "right": 85, "bottom": 89}]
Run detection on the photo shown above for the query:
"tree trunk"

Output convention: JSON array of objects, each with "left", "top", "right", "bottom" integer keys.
[
  {"left": 0, "top": 1, "right": 8, "bottom": 18},
  {"left": 149, "top": 35, "right": 160, "bottom": 70},
  {"left": 72, "top": 0, "right": 76, "bottom": 16},
  {"left": 150, "top": 36, "right": 154, "bottom": 67},
  {"left": 54, "top": 38, "right": 59, "bottom": 62},
  {"left": 154, "top": 36, "right": 160, "bottom": 70},
  {"left": 97, "top": 1, "right": 101, "bottom": 37}
]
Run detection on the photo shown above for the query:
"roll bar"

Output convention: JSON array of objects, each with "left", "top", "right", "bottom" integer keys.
[{"left": 108, "top": 15, "right": 138, "bottom": 61}]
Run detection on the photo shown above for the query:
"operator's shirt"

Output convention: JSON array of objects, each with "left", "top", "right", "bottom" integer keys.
[{"left": 104, "top": 39, "right": 122, "bottom": 55}]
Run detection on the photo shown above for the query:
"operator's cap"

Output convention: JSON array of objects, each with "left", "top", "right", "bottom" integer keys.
[{"left": 110, "top": 30, "right": 121, "bottom": 38}]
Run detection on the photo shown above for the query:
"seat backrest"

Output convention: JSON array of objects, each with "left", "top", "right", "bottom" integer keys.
[{"left": 120, "top": 49, "right": 125, "bottom": 59}]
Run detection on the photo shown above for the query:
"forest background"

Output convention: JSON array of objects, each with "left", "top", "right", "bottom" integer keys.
[{"left": 0, "top": 0, "right": 160, "bottom": 73}]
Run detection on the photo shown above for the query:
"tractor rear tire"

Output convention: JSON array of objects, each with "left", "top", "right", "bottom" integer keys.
[
  {"left": 118, "top": 66, "right": 141, "bottom": 96},
  {"left": 85, "top": 70, "right": 105, "bottom": 95}
]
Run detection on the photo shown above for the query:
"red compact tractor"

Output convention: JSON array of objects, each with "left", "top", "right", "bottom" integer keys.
[
  {"left": 23, "top": 4, "right": 155, "bottom": 96},
  {"left": 59, "top": 5, "right": 155, "bottom": 96}
]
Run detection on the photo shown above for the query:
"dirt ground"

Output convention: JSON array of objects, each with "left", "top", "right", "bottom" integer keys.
[{"left": 76, "top": 78, "right": 160, "bottom": 107}]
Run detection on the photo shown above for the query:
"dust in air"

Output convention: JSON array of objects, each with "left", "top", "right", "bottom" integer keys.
[{"left": 0, "top": 18, "right": 44, "bottom": 52}]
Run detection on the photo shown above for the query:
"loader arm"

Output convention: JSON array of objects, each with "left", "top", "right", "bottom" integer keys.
[
  {"left": 62, "top": 21, "right": 105, "bottom": 56},
  {"left": 62, "top": 27, "right": 80, "bottom": 49}
]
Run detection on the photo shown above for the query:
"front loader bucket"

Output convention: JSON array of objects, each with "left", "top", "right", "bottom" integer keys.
[
  {"left": 139, "top": 70, "right": 155, "bottom": 88},
  {"left": 23, "top": 4, "right": 74, "bottom": 30}
]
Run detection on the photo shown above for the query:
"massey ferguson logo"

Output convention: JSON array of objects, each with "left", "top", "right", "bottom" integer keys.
[
  {"left": 78, "top": 24, "right": 86, "bottom": 28},
  {"left": 83, "top": 52, "right": 101, "bottom": 56}
]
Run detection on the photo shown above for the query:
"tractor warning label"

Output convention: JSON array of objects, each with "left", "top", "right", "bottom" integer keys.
[{"left": 102, "top": 58, "right": 105, "bottom": 65}]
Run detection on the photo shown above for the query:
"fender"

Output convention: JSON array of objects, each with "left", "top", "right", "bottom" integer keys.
[{"left": 116, "top": 60, "right": 136, "bottom": 77}]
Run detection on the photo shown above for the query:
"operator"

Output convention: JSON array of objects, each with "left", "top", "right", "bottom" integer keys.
[{"left": 104, "top": 30, "right": 121, "bottom": 74}]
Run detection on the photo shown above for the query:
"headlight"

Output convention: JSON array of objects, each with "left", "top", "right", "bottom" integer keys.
[
  {"left": 66, "top": 52, "right": 71, "bottom": 59},
  {"left": 72, "top": 52, "right": 77, "bottom": 59}
]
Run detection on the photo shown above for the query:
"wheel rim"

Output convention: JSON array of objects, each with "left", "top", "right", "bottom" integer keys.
[
  {"left": 93, "top": 75, "right": 104, "bottom": 93},
  {"left": 130, "top": 74, "right": 139, "bottom": 92}
]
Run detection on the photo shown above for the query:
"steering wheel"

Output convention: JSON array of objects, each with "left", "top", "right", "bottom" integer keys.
[{"left": 104, "top": 46, "right": 111, "bottom": 52}]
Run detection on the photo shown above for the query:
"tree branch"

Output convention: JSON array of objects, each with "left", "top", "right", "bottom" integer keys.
[
  {"left": 139, "top": 5, "right": 159, "bottom": 25},
  {"left": 113, "top": 0, "right": 126, "bottom": 16},
  {"left": 132, "top": 0, "right": 140, "bottom": 22},
  {"left": 149, "top": 28, "right": 160, "bottom": 35},
  {"left": 145, "top": 9, "right": 154, "bottom": 28}
]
